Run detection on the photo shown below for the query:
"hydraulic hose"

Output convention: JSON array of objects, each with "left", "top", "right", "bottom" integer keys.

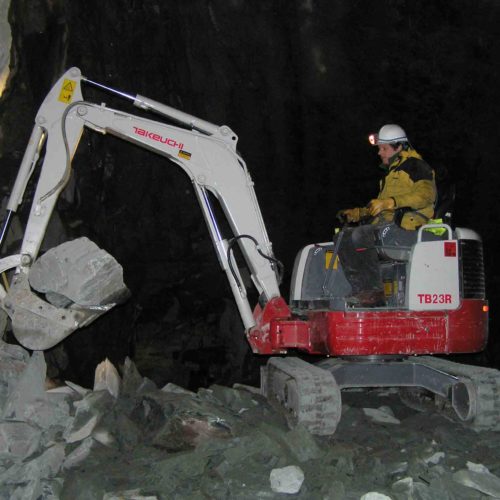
[{"left": 227, "top": 234, "right": 284, "bottom": 291}]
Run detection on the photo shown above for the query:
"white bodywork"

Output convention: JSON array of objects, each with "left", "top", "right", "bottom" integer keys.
[
  {"left": 291, "top": 225, "right": 474, "bottom": 312},
  {"left": 0, "top": 67, "right": 282, "bottom": 340},
  {"left": 407, "top": 226, "right": 460, "bottom": 310}
]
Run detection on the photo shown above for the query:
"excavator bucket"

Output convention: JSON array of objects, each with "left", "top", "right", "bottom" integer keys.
[{"left": 3, "top": 237, "right": 129, "bottom": 350}]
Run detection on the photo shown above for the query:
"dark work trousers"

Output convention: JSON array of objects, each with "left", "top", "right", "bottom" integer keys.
[
  {"left": 337, "top": 223, "right": 420, "bottom": 295},
  {"left": 337, "top": 225, "right": 383, "bottom": 295}
]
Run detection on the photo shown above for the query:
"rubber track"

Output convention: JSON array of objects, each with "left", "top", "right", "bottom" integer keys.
[
  {"left": 415, "top": 356, "right": 500, "bottom": 431},
  {"left": 264, "top": 357, "right": 342, "bottom": 436}
]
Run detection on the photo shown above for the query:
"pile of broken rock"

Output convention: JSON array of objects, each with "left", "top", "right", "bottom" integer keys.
[{"left": 1, "top": 340, "right": 500, "bottom": 499}]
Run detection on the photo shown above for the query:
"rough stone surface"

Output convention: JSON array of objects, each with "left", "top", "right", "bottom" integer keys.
[
  {"left": 94, "top": 358, "right": 121, "bottom": 398},
  {"left": 453, "top": 469, "right": 500, "bottom": 498},
  {"left": 0, "top": 348, "right": 500, "bottom": 498},
  {"left": 269, "top": 465, "right": 305, "bottom": 494},
  {"left": 363, "top": 406, "right": 401, "bottom": 425},
  {"left": 0, "top": 421, "right": 41, "bottom": 459},
  {"left": 3, "top": 351, "right": 47, "bottom": 423},
  {"left": 29, "top": 237, "right": 126, "bottom": 306}
]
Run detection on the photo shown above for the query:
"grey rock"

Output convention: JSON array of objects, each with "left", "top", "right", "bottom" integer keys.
[
  {"left": 423, "top": 451, "right": 445, "bottom": 465},
  {"left": 269, "top": 465, "right": 304, "bottom": 494},
  {"left": 116, "top": 413, "right": 143, "bottom": 449},
  {"left": 161, "top": 382, "right": 195, "bottom": 395},
  {"left": 203, "top": 384, "right": 258, "bottom": 413},
  {"left": 413, "top": 481, "right": 437, "bottom": 500},
  {"left": 136, "top": 377, "right": 158, "bottom": 394},
  {"left": 151, "top": 450, "right": 208, "bottom": 495},
  {"left": 92, "top": 425, "right": 116, "bottom": 447},
  {"left": 103, "top": 490, "right": 159, "bottom": 500},
  {"left": 0, "top": 339, "right": 30, "bottom": 364},
  {"left": 319, "top": 480, "right": 346, "bottom": 500},
  {"left": 466, "top": 461, "right": 491, "bottom": 473},
  {"left": 121, "top": 357, "right": 144, "bottom": 395},
  {"left": 453, "top": 469, "right": 500, "bottom": 497},
  {"left": 392, "top": 476, "right": 414, "bottom": 494},
  {"left": 0, "top": 443, "right": 65, "bottom": 484},
  {"left": 29, "top": 236, "right": 127, "bottom": 306},
  {"left": 63, "top": 437, "right": 95, "bottom": 469},
  {"left": 10, "top": 478, "right": 63, "bottom": 500},
  {"left": 285, "top": 424, "right": 325, "bottom": 463},
  {"left": 0, "top": 421, "right": 41, "bottom": 459},
  {"left": 9, "top": 480, "right": 44, "bottom": 500},
  {"left": 45, "top": 291, "right": 73, "bottom": 308},
  {"left": 232, "top": 383, "right": 261, "bottom": 395},
  {"left": 3, "top": 351, "right": 50, "bottom": 426},
  {"left": 220, "top": 427, "right": 288, "bottom": 468},
  {"left": 64, "top": 390, "right": 114, "bottom": 443},
  {"left": 94, "top": 358, "right": 121, "bottom": 398},
  {"left": 363, "top": 406, "right": 401, "bottom": 425},
  {"left": 431, "top": 473, "right": 483, "bottom": 499}
]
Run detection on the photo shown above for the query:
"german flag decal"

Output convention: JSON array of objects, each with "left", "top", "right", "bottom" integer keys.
[{"left": 178, "top": 150, "right": 192, "bottom": 160}]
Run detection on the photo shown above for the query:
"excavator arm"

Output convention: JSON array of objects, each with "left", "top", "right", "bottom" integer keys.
[{"left": 0, "top": 68, "right": 290, "bottom": 350}]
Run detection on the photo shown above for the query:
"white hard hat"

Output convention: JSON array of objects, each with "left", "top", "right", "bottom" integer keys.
[{"left": 368, "top": 124, "right": 408, "bottom": 145}]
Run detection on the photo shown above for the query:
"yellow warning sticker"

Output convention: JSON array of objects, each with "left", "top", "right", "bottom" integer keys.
[
  {"left": 178, "top": 150, "right": 192, "bottom": 160},
  {"left": 325, "top": 250, "right": 339, "bottom": 270},
  {"left": 58, "top": 79, "right": 76, "bottom": 104}
]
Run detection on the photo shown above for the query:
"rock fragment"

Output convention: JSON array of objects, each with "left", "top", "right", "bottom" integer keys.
[
  {"left": 63, "top": 436, "right": 95, "bottom": 469},
  {"left": 0, "top": 443, "right": 65, "bottom": 484},
  {"left": 63, "top": 390, "right": 114, "bottom": 443},
  {"left": 103, "top": 490, "right": 159, "bottom": 500},
  {"left": 363, "top": 406, "right": 401, "bottom": 425},
  {"left": 94, "top": 358, "right": 121, "bottom": 398},
  {"left": 161, "top": 382, "right": 195, "bottom": 395},
  {"left": 423, "top": 451, "right": 445, "bottom": 465},
  {"left": 0, "top": 421, "right": 41, "bottom": 459},
  {"left": 121, "top": 357, "right": 145, "bottom": 395},
  {"left": 392, "top": 476, "right": 413, "bottom": 494},
  {"left": 360, "top": 493, "right": 392, "bottom": 500},
  {"left": 453, "top": 468, "right": 500, "bottom": 497},
  {"left": 467, "top": 461, "right": 491, "bottom": 473},
  {"left": 269, "top": 465, "right": 304, "bottom": 494},
  {"left": 29, "top": 237, "right": 127, "bottom": 306},
  {"left": 2, "top": 351, "right": 59, "bottom": 429},
  {"left": 284, "top": 424, "right": 325, "bottom": 463}
]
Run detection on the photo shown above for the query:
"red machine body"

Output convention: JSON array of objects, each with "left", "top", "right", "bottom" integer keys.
[{"left": 249, "top": 297, "right": 488, "bottom": 356}]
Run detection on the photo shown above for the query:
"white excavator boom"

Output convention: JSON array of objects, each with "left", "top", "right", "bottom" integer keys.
[{"left": 0, "top": 68, "right": 282, "bottom": 349}]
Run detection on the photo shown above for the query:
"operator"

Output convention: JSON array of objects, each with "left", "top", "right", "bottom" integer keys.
[{"left": 337, "top": 124, "right": 437, "bottom": 307}]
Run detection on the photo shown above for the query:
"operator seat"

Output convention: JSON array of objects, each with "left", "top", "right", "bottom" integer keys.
[
  {"left": 433, "top": 183, "right": 455, "bottom": 224},
  {"left": 375, "top": 178, "right": 457, "bottom": 261}
]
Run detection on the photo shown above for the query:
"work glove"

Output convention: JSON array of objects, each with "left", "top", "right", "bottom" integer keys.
[
  {"left": 337, "top": 208, "right": 362, "bottom": 223},
  {"left": 367, "top": 198, "right": 395, "bottom": 217}
]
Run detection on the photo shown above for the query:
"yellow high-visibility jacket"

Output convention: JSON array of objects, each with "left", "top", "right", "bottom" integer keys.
[
  {"left": 377, "top": 149, "right": 436, "bottom": 230},
  {"left": 348, "top": 149, "right": 437, "bottom": 229}
]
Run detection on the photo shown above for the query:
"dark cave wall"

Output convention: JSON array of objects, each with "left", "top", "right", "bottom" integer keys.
[{"left": 1, "top": 0, "right": 500, "bottom": 378}]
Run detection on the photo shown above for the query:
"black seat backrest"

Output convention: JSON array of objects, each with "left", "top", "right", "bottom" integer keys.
[{"left": 434, "top": 183, "right": 456, "bottom": 222}]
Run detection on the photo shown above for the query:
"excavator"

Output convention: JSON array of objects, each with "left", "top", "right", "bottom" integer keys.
[{"left": 0, "top": 67, "right": 497, "bottom": 435}]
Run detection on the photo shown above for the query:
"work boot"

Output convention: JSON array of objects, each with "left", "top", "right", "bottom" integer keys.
[{"left": 346, "top": 290, "right": 386, "bottom": 307}]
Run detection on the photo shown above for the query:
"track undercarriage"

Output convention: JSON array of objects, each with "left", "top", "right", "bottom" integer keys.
[{"left": 261, "top": 355, "right": 500, "bottom": 436}]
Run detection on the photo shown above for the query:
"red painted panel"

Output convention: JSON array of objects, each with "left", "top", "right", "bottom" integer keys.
[{"left": 250, "top": 297, "right": 488, "bottom": 357}]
